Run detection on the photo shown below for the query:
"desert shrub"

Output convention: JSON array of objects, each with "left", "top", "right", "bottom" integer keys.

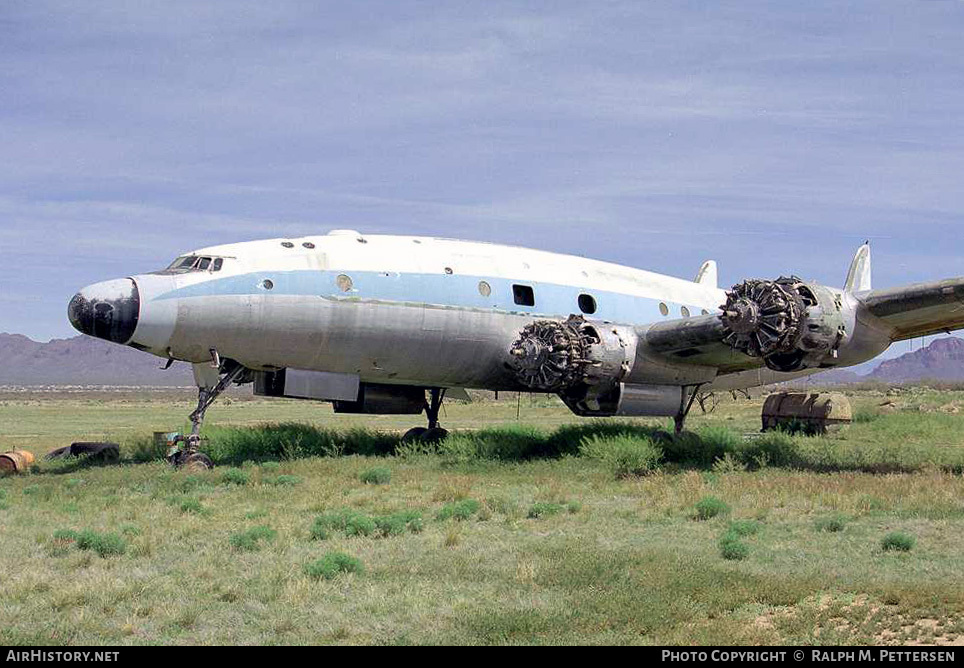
[
  {"left": 128, "top": 434, "right": 167, "bottom": 462},
  {"left": 311, "top": 510, "right": 376, "bottom": 538},
  {"left": 719, "top": 531, "right": 750, "bottom": 560},
  {"left": 264, "top": 474, "right": 302, "bottom": 486},
  {"left": 440, "top": 424, "right": 549, "bottom": 461},
  {"left": 220, "top": 468, "right": 249, "bottom": 486},
  {"left": 374, "top": 511, "right": 423, "bottom": 537},
  {"left": 727, "top": 519, "right": 761, "bottom": 537},
  {"left": 436, "top": 499, "right": 481, "bottom": 521},
  {"left": 312, "top": 509, "right": 421, "bottom": 540},
  {"left": 359, "top": 467, "right": 392, "bottom": 485},
  {"left": 657, "top": 430, "right": 721, "bottom": 468},
  {"left": 881, "top": 531, "right": 915, "bottom": 552},
  {"left": 553, "top": 421, "right": 662, "bottom": 454},
  {"left": 579, "top": 433, "right": 663, "bottom": 478},
  {"left": 179, "top": 496, "right": 204, "bottom": 514},
  {"left": 815, "top": 513, "right": 848, "bottom": 533},
  {"left": 229, "top": 525, "right": 276, "bottom": 551},
  {"left": 120, "top": 524, "right": 141, "bottom": 537},
  {"left": 694, "top": 496, "right": 730, "bottom": 521},
  {"left": 179, "top": 475, "right": 207, "bottom": 492},
  {"left": 203, "top": 423, "right": 398, "bottom": 464},
  {"left": 304, "top": 552, "right": 364, "bottom": 580},
  {"left": 53, "top": 529, "right": 80, "bottom": 543},
  {"left": 740, "top": 431, "right": 799, "bottom": 468},
  {"left": 567, "top": 501, "right": 582, "bottom": 514},
  {"left": 59, "top": 529, "right": 127, "bottom": 557},
  {"left": 527, "top": 502, "right": 565, "bottom": 519}
]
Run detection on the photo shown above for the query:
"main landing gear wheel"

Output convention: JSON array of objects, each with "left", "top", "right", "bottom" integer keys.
[
  {"left": 401, "top": 427, "right": 428, "bottom": 443},
  {"left": 401, "top": 389, "right": 450, "bottom": 445},
  {"left": 177, "top": 452, "right": 213, "bottom": 472},
  {"left": 421, "top": 427, "right": 449, "bottom": 443}
]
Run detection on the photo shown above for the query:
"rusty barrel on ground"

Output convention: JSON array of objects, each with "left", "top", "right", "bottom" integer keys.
[
  {"left": 0, "top": 450, "right": 36, "bottom": 474},
  {"left": 762, "top": 392, "right": 852, "bottom": 435}
]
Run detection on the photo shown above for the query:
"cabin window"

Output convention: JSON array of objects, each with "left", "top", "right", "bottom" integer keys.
[
  {"left": 336, "top": 274, "right": 354, "bottom": 292},
  {"left": 578, "top": 293, "right": 597, "bottom": 314},
  {"left": 659, "top": 302, "right": 669, "bottom": 316},
  {"left": 281, "top": 241, "right": 294, "bottom": 248},
  {"left": 681, "top": 306, "right": 690, "bottom": 318},
  {"left": 513, "top": 284, "right": 535, "bottom": 307},
  {"left": 478, "top": 281, "right": 492, "bottom": 297}
]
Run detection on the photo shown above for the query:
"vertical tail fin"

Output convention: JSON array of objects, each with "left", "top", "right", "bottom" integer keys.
[
  {"left": 844, "top": 242, "right": 872, "bottom": 293},
  {"left": 695, "top": 260, "right": 718, "bottom": 288}
]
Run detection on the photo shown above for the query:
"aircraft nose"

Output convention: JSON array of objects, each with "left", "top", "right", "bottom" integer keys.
[{"left": 68, "top": 278, "right": 141, "bottom": 344}]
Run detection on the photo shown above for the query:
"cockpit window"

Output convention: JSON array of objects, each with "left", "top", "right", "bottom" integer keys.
[{"left": 156, "top": 255, "right": 225, "bottom": 275}]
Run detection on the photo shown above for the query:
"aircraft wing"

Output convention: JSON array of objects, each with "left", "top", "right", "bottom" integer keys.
[
  {"left": 638, "top": 313, "right": 760, "bottom": 375},
  {"left": 858, "top": 277, "right": 964, "bottom": 341},
  {"left": 636, "top": 276, "right": 964, "bottom": 379}
]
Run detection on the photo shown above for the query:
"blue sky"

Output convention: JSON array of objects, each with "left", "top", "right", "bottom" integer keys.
[{"left": 2, "top": 1, "right": 963, "bottom": 360}]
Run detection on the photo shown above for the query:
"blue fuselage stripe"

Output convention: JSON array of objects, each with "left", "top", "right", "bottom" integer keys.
[{"left": 155, "top": 270, "right": 710, "bottom": 327}]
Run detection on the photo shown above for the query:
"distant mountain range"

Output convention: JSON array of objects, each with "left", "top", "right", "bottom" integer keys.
[
  {"left": 866, "top": 336, "right": 964, "bottom": 383},
  {"left": 0, "top": 333, "right": 194, "bottom": 385},
  {"left": 3, "top": 332, "right": 964, "bottom": 387}
]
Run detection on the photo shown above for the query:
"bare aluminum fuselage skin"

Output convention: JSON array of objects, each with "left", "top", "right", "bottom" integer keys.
[{"left": 79, "top": 231, "right": 894, "bottom": 393}]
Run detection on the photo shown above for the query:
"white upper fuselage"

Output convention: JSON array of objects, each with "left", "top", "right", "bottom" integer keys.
[
  {"left": 74, "top": 230, "right": 786, "bottom": 393},
  {"left": 112, "top": 230, "right": 728, "bottom": 389}
]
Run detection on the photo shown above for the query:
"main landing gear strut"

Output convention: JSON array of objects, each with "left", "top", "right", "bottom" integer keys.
[
  {"left": 401, "top": 388, "right": 449, "bottom": 444},
  {"left": 674, "top": 384, "right": 705, "bottom": 436},
  {"left": 168, "top": 358, "right": 245, "bottom": 470}
]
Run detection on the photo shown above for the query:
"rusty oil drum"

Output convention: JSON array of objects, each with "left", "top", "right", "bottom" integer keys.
[
  {"left": 762, "top": 392, "right": 853, "bottom": 435},
  {"left": 0, "top": 449, "right": 36, "bottom": 474}
]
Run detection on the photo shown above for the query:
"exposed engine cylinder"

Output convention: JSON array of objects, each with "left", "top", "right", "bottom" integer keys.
[
  {"left": 508, "top": 315, "right": 634, "bottom": 392},
  {"left": 721, "top": 277, "right": 848, "bottom": 372}
]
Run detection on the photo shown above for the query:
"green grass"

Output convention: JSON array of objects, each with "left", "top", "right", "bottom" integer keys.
[
  {"left": 693, "top": 496, "right": 730, "bottom": 521},
  {"left": 579, "top": 433, "right": 663, "bottom": 478},
  {"left": 436, "top": 499, "right": 481, "bottom": 521},
  {"left": 229, "top": 525, "right": 277, "bottom": 551},
  {"left": 815, "top": 513, "right": 849, "bottom": 533},
  {"left": 3, "top": 387, "right": 964, "bottom": 644},
  {"left": 304, "top": 552, "right": 365, "bottom": 580},
  {"left": 527, "top": 502, "right": 566, "bottom": 519},
  {"left": 881, "top": 531, "right": 916, "bottom": 552},
  {"left": 53, "top": 528, "right": 127, "bottom": 557},
  {"left": 359, "top": 467, "right": 392, "bottom": 485},
  {"left": 719, "top": 532, "right": 750, "bottom": 561}
]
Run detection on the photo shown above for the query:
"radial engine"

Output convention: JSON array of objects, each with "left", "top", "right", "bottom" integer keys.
[
  {"left": 719, "top": 276, "right": 850, "bottom": 372},
  {"left": 507, "top": 315, "right": 686, "bottom": 417}
]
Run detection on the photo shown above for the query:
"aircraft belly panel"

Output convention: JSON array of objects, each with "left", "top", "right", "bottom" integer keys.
[{"left": 168, "top": 296, "right": 523, "bottom": 389}]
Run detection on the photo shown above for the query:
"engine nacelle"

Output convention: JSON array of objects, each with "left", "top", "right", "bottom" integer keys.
[
  {"left": 560, "top": 382, "right": 684, "bottom": 417},
  {"left": 720, "top": 276, "right": 849, "bottom": 372},
  {"left": 507, "top": 314, "right": 636, "bottom": 391}
]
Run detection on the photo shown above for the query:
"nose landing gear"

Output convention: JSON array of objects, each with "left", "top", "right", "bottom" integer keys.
[
  {"left": 402, "top": 388, "right": 449, "bottom": 443},
  {"left": 168, "top": 358, "right": 247, "bottom": 470}
]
